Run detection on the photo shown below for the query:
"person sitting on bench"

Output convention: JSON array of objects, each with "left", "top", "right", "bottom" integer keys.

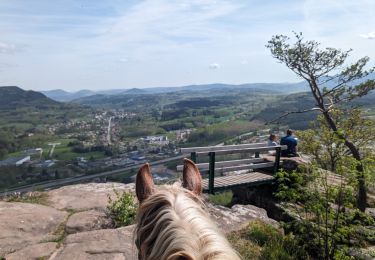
[
  {"left": 268, "top": 133, "right": 278, "bottom": 146},
  {"left": 280, "top": 129, "right": 298, "bottom": 157}
]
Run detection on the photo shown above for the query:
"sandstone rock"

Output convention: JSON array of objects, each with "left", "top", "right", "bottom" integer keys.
[
  {"left": 349, "top": 246, "right": 375, "bottom": 260},
  {"left": 365, "top": 208, "right": 375, "bottom": 219},
  {"left": 66, "top": 210, "right": 112, "bottom": 234},
  {"left": 47, "top": 182, "right": 135, "bottom": 211},
  {"left": 262, "top": 155, "right": 309, "bottom": 172},
  {"left": 207, "top": 203, "right": 278, "bottom": 233},
  {"left": 281, "top": 159, "right": 300, "bottom": 172},
  {"left": 0, "top": 202, "right": 67, "bottom": 256},
  {"left": 4, "top": 242, "right": 58, "bottom": 260},
  {"left": 50, "top": 225, "right": 137, "bottom": 260},
  {"left": 1, "top": 182, "right": 280, "bottom": 259}
]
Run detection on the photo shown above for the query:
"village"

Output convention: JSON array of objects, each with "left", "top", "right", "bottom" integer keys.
[
  {"left": 0, "top": 106, "right": 284, "bottom": 188},
  {"left": 0, "top": 109, "right": 197, "bottom": 186}
]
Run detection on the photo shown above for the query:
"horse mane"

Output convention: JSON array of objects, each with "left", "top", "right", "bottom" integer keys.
[{"left": 135, "top": 183, "right": 241, "bottom": 260}]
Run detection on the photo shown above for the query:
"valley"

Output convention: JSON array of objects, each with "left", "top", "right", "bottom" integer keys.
[{"left": 0, "top": 83, "right": 374, "bottom": 191}]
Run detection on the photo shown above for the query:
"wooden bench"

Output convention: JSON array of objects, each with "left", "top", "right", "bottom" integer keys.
[{"left": 177, "top": 143, "right": 287, "bottom": 194}]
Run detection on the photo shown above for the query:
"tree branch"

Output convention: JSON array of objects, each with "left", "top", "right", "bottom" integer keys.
[{"left": 266, "top": 107, "right": 322, "bottom": 124}]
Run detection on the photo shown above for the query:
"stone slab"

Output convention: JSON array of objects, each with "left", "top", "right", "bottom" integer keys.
[
  {"left": 0, "top": 202, "right": 67, "bottom": 256},
  {"left": 47, "top": 183, "right": 135, "bottom": 211},
  {"left": 66, "top": 210, "right": 112, "bottom": 234},
  {"left": 50, "top": 226, "right": 137, "bottom": 260}
]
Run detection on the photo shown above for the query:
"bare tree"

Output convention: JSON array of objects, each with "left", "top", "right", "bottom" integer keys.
[{"left": 266, "top": 32, "right": 375, "bottom": 211}]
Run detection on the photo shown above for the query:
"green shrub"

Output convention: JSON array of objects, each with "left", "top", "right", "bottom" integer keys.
[
  {"left": 245, "top": 220, "right": 282, "bottom": 246},
  {"left": 107, "top": 190, "right": 137, "bottom": 227},
  {"left": 333, "top": 248, "right": 354, "bottom": 260},
  {"left": 260, "top": 240, "right": 294, "bottom": 260},
  {"left": 274, "top": 169, "right": 308, "bottom": 203},
  {"left": 228, "top": 220, "right": 309, "bottom": 260},
  {"left": 209, "top": 191, "right": 233, "bottom": 207},
  {"left": 227, "top": 232, "right": 261, "bottom": 259}
]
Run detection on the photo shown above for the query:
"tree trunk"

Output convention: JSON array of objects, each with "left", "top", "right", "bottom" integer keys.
[
  {"left": 310, "top": 79, "right": 367, "bottom": 211},
  {"left": 322, "top": 111, "right": 367, "bottom": 211}
]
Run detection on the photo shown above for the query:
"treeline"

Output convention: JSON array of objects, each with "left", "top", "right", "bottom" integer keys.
[
  {"left": 186, "top": 120, "right": 262, "bottom": 146},
  {"left": 0, "top": 129, "right": 51, "bottom": 159},
  {"left": 254, "top": 93, "right": 317, "bottom": 129},
  {"left": 160, "top": 108, "right": 232, "bottom": 121},
  {"left": 164, "top": 98, "right": 229, "bottom": 110},
  {"left": 69, "top": 142, "right": 113, "bottom": 156}
]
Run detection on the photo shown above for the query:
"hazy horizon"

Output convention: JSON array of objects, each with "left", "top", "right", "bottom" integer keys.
[
  {"left": 0, "top": 0, "right": 374, "bottom": 91},
  {"left": 29, "top": 80, "right": 306, "bottom": 93}
]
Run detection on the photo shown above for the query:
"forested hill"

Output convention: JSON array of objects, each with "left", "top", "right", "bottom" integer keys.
[
  {"left": 70, "top": 87, "right": 276, "bottom": 111},
  {"left": 42, "top": 82, "right": 308, "bottom": 102},
  {"left": 41, "top": 89, "right": 95, "bottom": 102},
  {"left": 41, "top": 71, "right": 375, "bottom": 102},
  {"left": 0, "top": 86, "right": 59, "bottom": 109},
  {"left": 254, "top": 91, "right": 375, "bottom": 129}
]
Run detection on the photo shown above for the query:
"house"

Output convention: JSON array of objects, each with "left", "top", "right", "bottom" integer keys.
[
  {"left": 0, "top": 156, "right": 31, "bottom": 167},
  {"left": 143, "top": 136, "right": 169, "bottom": 145},
  {"left": 131, "top": 155, "right": 146, "bottom": 161}
]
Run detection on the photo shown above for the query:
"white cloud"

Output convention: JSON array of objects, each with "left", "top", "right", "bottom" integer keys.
[
  {"left": 118, "top": 58, "right": 129, "bottom": 62},
  {"left": 89, "top": 0, "right": 242, "bottom": 54},
  {"left": 360, "top": 32, "right": 375, "bottom": 39},
  {"left": 209, "top": 63, "right": 220, "bottom": 69},
  {"left": 0, "top": 42, "right": 17, "bottom": 54}
]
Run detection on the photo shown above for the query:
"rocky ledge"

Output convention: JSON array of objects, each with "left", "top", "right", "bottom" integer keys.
[{"left": 0, "top": 182, "right": 276, "bottom": 260}]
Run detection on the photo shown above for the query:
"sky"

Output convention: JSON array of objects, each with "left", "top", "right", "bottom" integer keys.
[{"left": 0, "top": 0, "right": 374, "bottom": 91}]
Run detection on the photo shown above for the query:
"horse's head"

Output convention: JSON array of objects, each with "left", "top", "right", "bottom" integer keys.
[
  {"left": 135, "top": 159, "right": 241, "bottom": 260},
  {"left": 136, "top": 158, "right": 202, "bottom": 203}
]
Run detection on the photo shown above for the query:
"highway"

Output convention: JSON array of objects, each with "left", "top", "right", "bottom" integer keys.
[{"left": 0, "top": 155, "right": 185, "bottom": 197}]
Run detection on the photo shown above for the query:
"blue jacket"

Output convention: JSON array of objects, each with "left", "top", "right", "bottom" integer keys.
[{"left": 280, "top": 135, "right": 298, "bottom": 156}]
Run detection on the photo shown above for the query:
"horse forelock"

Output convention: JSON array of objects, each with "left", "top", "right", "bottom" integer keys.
[{"left": 135, "top": 184, "right": 241, "bottom": 260}]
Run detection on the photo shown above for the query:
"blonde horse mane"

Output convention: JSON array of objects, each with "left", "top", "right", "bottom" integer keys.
[{"left": 135, "top": 159, "right": 241, "bottom": 260}]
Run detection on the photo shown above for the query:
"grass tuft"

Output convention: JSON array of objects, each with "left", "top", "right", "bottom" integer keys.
[
  {"left": 5, "top": 192, "right": 50, "bottom": 206},
  {"left": 209, "top": 191, "right": 233, "bottom": 207},
  {"left": 227, "top": 220, "right": 309, "bottom": 260}
]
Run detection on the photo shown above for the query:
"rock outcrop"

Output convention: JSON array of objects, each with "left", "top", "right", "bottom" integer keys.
[
  {"left": 50, "top": 226, "right": 136, "bottom": 260},
  {"left": 5, "top": 242, "right": 58, "bottom": 260},
  {"left": 47, "top": 182, "right": 135, "bottom": 211},
  {"left": 66, "top": 210, "right": 112, "bottom": 234},
  {"left": 0, "top": 182, "right": 276, "bottom": 259},
  {"left": 207, "top": 203, "right": 278, "bottom": 233},
  {"left": 0, "top": 202, "right": 67, "bottom": 256}
]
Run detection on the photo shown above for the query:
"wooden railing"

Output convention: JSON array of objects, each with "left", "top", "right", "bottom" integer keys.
[{"left": 177, "top": 143, "right": 287, "bottom": 194}]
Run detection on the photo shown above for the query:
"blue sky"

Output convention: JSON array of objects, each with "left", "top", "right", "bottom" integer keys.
[{"left": 0, "top": 0, "right": 374, "bottom": 91}]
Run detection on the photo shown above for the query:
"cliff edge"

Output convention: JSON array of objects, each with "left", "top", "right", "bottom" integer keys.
[{"left": 0, "top": 182, "right": 276, "bottom": 260}]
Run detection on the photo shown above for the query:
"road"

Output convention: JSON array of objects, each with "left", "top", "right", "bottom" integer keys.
[
  {"left": 0, "top": 155, "right": 185, "bottom": 197},
  {"left": 0, "top": 141, "right": 232, "bottom": 196},
  {"left": 107, "top": 116, "right": 114, "bottom": 144}
]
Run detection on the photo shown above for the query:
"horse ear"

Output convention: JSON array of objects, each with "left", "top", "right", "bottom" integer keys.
[
  {"left": 136, "top": 163, "right": 155, "bottom": 203},
  {"left": 182, "top": 158, "right": 202, "bottom": 196}
]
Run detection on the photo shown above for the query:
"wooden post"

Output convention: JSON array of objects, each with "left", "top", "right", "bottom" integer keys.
[
  {"left": 208, "top": 152, "right": 216, "bottom": 194},
  {"left": 190, "top": 152, "right": 197, "bottom": 163},
  {"left": 274, "top": 147, "right": 281, "bottom": 174}
]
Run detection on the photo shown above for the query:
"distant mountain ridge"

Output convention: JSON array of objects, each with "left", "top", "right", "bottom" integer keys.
[
  {"left": 40, "top": 72, "right": 375, "bottom": 102},
  {"left": 0, "top": 86, "right": 59, "bottom": 109},
  {"left": 42, "top": 82, "right": 309, "bottom": 102},
  {"left": 123, "top": 88, "right": 148, "bottom": 94},
  {"left": 41, "top": 89, "right": 95, "bottom": 102}
]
